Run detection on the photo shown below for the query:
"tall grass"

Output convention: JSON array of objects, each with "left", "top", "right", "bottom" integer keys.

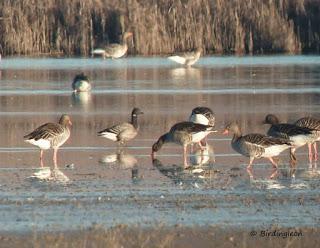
[{"left": 0, "top": 0, "right": 319, "bottom": 56}]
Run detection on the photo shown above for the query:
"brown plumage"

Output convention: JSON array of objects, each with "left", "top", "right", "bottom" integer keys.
[
  {"left": 264, "top": 114, "right": 314, "bottom": 166},
  {"left": 24, "top": 115, "right": 72, "bottom": 168},
  {"left": 151, "top": 121, "right": 217, "bottom": 168},
  {"left": 223, "top": 122, "right": 292, "bottom": 178},
  {"left": 295, "top": 116, "right": 320, "bottom": 163}
]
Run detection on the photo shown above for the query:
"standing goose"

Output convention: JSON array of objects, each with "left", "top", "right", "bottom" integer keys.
[
  {"left": 72, "top": 73, "right": 91, "bottom": 92},
  {"left": 24, "top": 115, "right": 72, "bottom": 168},
  {"left": 223, "top": 122, "right": 292, "bottom": 178},
  {"left": 189, "top": 107, "right": 215, "bottom": 146},
  {"left": 168, "top": 48, "right": 202, "bottom": 67},
  {"left": 151, "top": 122, "right": 216, "bottom": 168},
  {"left": 264, "top": 114, "right": 314, "bottom": 165},
  {"left": 92, "top": 31, "right": 133, "bottom": 59},
  {"left": 294, "top": 117, "right": 320, "bottom": 162},
  {"left": 98, "top": 108, "right": 143, "bottom": 145}
]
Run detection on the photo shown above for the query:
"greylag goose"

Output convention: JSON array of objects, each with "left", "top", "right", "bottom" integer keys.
[
  {"left": 168, "top": 48, "right": 202, "bottom": 67},
  {"left": 264, "top": 114, "right": 314, "bottom": 165},
  {"left": 151, "top": 122, "right": 217, "bottom": 168},
  {"left": 72, "top": 73, "right": 91, "bottom": 92},
  {"left": 223, "top": 122, "right": 292, "bottom": 177},
  {"left": 189, "top": 107, "right": 215, "bottom": 146},
  {"left": 24, "top": 115, "right": 72, "bottom": 168},
  {"left": 294, "top": 117, "right": 320, "bottom": 162},
  {"left": 98, "top": 108, "right": 143, "bottom": 145},
  {"left": 92, "top": 31, "right": 133, "bottom": 59}
]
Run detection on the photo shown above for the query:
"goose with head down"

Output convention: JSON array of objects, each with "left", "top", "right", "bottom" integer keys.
[
  {"left": 294, "top": 116, "right": 320, "bottom": 163},
  {"left": 151, "top": 121, "right": 216, "bottom": 168},
  {"left": 264, "top": 114, "right": 314, "bottom": 166},
  {"left": 168, "top": 48, "right": 202, "bottom": 67}
]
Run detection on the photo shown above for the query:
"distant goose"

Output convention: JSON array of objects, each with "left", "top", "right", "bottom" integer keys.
[
  {"left": 72, "top": 73, "right": 91, "bottom": 92},
  {"left": 98, "top": 108, "right": 143, "bottom": 145},
  {"left": 24, "top": 115, "right": 72, "bottom": 168},
  {"left": 151, "top": 121, "right": 217, "bottom": 168},
  {"left": 168, "top": 48, "right": 202, "bottom": 67},
  {"left": 294, "top": 117, "right": 320, "bottom": 162},
  {"left": 223, "top": 122, "right": 292, "bottom": 177},
  {"left": 189, "top": 107, "right": 215, "bottom": 146},
  {"left": 264, "top": 114, "right": 314, "bottom": 165},
  {"left": 92, "top": 31, "right": 133, "bottom": 59}
]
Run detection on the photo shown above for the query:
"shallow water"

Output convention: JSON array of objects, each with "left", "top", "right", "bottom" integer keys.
[{"left": 0, "top": 55, "right": 320, "bottom": 232}]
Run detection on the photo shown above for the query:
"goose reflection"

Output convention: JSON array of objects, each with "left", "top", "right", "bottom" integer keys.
[
  {"left": 71, "top": 92, "right": 92, "bottom": 110},
  {"left": 283, "top": 162, "right": 320, "bottom": 179},
  {"left": 27, "top": 166, "right": 70, "bottom": 184},
  {"left": 170, "top": 67, "right": 200, "bottom": 81},
  {"left": 99, "top": 150, "right": 137, "bottom": 169},
  {"left": 152, "top": 158, "right": 217, "bottom": 188},
  {"left": 190, "top": 145, "right": 215, "bottom": 166}
]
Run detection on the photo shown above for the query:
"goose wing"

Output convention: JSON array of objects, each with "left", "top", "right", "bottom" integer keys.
[{"left": 24, "top": 123, "right": 64, "bottom": 141}]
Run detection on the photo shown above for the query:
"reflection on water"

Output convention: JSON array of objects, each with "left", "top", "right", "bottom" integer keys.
[
  {"left": 99, "top": 150, "right": 138, "bottom": 169},
  {"left": 71, "top": 92, "right": 92, "bottom": 110},
  {"left": 1, "top": 56, "right": 320, "bottom": 231},
  {"left": 27, "top": 167, "right": 70, "bottom": 184},
  {"left": 190, "top": 145, "right": 215, "bottom": 166},
  {"left": 152, "top": 158, "right": 218, "bottom": 188}
]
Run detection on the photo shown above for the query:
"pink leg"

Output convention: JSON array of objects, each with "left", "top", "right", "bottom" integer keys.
[
  {"left": 198, "top": 142, "right": 205, "bottom": 151},
  {"left": 290, "top": 148, "right": 297, "bottom": 168},
  {"left": 268, "top": 157, "right": 278, "bottom": 168},
  {"left": 269, "top": 168, "right": 278, "bottom": 179},
  {"left": 183, "top": 145, "right": 188, "bottom": 168},
  {"left": 247, "top": 157, "right": 254, "bottom": 170},
  {"left": 308, "top": 143, "right": 313, "bottom": 163},
  {"left": 53, "top": 148, "right": 58, "bottom": 168},
  {"left": 40, "top": 150, "right": 44, "bottom": 167},
  {"left": 313, "top": 143, "right": 318, "bottom": 161}
]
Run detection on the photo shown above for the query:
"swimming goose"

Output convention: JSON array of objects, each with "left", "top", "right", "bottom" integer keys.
[
  {"left": 168, "top": 48, "right": 202, "bottom": 67},
  {"left": 223, "top": 122, "right": 292, "bottom": 175},
  {"left": 24, "top": 115, "right": 72, "bottom": 168},
  {"left": 92, "top": 31, "right": 133, "bottom": 59},
  {"left": 264, "top": 114, "right": 314, "bottom": 165},
  {"left": 294, "top": 117, "right": 320, "bottom": 162},
  {"left": 189, "top": 107, "right": 215, "bottom": 146},
  {"left": 151, "top": 121, "right": 216, "bottom": 168},
  {"left": 72, "top": 73, "right": 91, "bottom": 92},
  {"left": 98, "top": 108, "right": 143, "bottom": 145}
]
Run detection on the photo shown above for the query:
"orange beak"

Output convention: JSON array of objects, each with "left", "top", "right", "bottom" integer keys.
[
  {"left": 222, "top": 129, "right": 229, "bottom": 135},
  {"left": 69, "top": 120, "right": 73, "bottom": 126}
]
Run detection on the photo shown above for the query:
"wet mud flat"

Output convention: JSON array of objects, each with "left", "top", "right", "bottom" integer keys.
[
  {"left": 0, "top": 226, "right": 320, "bottom": 248},
  {"left": 0, "top": 56, "right": 320, "bottom": 246}
]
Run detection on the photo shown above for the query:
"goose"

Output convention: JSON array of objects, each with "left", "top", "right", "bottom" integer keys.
[
  {"left": 24, "top": 115, "right": 72, "bottom": 168},
  {"left": 98, "top": 108, "right": 143, "bottom": 145},
  {"left": 223, "top": 122, "right": 292, "bottom": 177},
  {"left": 92, "top": 31, "right": 133, "bottom": 59},
  {"left": 72, "top": 73, "right": 91, "bottom": 92},
  {"left": 189, "top": 106, "right": 215, "bottom": 146},
  {"left": 151, "top": 121, "right": 216, "bottom": 168},
  {"left": 168, "top": 48, "right": 202, "bottom": 67},
  {"left": 294, "top": 117, "right": 320, "bottom": 162},
  {"left": 264, "top": 114, "right": 314, "bottom": 165}
]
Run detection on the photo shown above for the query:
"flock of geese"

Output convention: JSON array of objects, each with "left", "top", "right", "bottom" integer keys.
[
  {"left": 91, "top": 31, "right": 202, "bottom": 66},
  {"left": 20, "top": 31, "right": 320, "bottom": 179},
  {"left": 23, "top": 100, "right": 320, "bottom": 179}
]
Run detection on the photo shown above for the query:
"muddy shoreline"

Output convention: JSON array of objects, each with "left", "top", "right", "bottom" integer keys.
[{"left": 1, "top": 225, "right": 319, "bottom": 248}]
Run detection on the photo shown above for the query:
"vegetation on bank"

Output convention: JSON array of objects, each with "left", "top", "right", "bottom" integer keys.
[{"left": 0, "top": 0, "right": 319, "bottom": 56}]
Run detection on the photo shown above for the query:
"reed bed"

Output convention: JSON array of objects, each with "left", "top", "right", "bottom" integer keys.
[{"left": 0, "top": 0, "right": 319, "bottom": 56}]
